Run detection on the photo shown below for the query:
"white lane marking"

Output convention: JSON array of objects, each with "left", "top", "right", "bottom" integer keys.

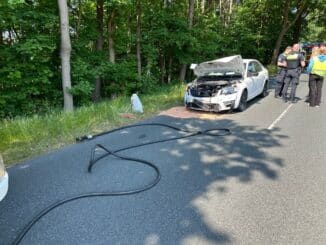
[{"left": 268, "top": 104, "right": 294, "bottom": 130}]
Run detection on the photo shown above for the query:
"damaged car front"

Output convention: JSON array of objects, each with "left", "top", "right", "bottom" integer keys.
[{"left": 184, "top": 55, "right": 245, "bottom": 112}]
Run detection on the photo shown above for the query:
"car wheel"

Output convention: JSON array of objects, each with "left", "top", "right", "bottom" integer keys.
[
  {"left": 260, "top": 81, "right": 268, "bottom": 97},
  {"left": 238, "top": 90, "right": 247, "bottom": 112}
]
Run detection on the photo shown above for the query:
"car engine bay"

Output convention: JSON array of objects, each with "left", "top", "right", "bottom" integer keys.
[{"left": 189, "top": 76, "right": 240, "bottom": 97}]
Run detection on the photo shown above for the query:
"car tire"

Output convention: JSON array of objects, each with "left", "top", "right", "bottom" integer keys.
[
  {"left": 237, "top": 90, "right": 247, "bottom": 112},
  {"left": 260, "top": 81, "right": 268, "bottom": 97}
]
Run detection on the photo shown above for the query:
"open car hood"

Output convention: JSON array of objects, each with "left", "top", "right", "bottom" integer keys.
[{"left": 193, "top": 55, "right": 244, "bottom": 77}]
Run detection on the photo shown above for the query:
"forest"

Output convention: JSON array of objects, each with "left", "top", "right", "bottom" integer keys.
[{"left": 0, "top": 0, "right": 325, "bottom": 118}]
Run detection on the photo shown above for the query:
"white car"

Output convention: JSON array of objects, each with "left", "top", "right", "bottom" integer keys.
[
  {"left": 0, "top": 154, "right": 9, "bottom": 201},
  {"left": 184, "top": 55, "right": 269, "bottom": 112}
]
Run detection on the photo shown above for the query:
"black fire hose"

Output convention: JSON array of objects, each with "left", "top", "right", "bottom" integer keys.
[
  {"left": 86, "top": 123, "right": 231, "bottom": 172},
  {"left": 11, "top": 123, "right": 231, "bottom": 245}
]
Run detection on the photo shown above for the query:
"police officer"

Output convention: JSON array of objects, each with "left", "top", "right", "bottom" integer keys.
[
  {"left": 275, "top": 46, "right": 292, "bottom": 98},
  {"left": 281, "top": 43, "right": 305, "bottom": 103},
  {"left": 306, "top": 45, "right": 326, "bottom": 107}
]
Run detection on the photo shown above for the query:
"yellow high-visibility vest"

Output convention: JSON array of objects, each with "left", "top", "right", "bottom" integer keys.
[{"left": 312, "top": 57, "right": 326, "bottom": 76}]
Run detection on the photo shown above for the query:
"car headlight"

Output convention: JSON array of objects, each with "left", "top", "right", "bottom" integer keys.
[{"left": 221, "top": 86, "right": 237, "bottom": 95}]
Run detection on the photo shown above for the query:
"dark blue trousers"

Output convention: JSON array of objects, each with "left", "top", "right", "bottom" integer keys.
[
  {"left": 275, "top": 69, "right": 286, "bottom": 97},
  {"left": 282, "top": 69, "right": 300, "bottom": 102}
]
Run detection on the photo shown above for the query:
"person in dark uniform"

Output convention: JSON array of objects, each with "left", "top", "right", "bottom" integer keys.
[
  {"left": 275, "top": 46, "right": 292, "bottom": 98},
  {"left": 281, "top": 43, "right": 305, "bottom": 103}
]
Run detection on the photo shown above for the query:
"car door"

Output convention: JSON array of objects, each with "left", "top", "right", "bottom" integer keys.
[
  {"left": 244, "top": 61, "right": 257, "bottom": 99},
  {"left": 253, "top": 61, "right": 265, "bottom": 96}
]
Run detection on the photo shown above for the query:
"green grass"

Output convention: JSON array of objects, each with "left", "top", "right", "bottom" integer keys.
[
  {"left": 0, "top": 83, "right": 185, "bottom": 166},
  {"left": 266, "top": 64, "right": 278, "bottom": 76}
]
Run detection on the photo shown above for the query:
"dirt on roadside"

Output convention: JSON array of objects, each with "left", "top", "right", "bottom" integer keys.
[{"left": 159, "top": 106, "right": 223, "bottom": 120}]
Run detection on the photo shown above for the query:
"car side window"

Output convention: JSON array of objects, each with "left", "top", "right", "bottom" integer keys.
[
  {"left": 253, "top": 62, "right": 262, "bottom": 72},
  {"left": 247, "top": 62, "right": 256, "bottom": 75}
]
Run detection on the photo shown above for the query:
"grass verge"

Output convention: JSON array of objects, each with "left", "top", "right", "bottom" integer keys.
[{"left": 0, "top": 83, "right": 185, "bottom": 166}]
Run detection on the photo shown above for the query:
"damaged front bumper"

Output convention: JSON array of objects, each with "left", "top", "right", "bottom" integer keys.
[{"left": 184, "top": 92, "right": 237, "bottom": 112}]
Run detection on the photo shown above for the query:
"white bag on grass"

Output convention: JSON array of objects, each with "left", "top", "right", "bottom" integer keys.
[{"left": 131, "top": 93, "right": 143, "bottom": 113}]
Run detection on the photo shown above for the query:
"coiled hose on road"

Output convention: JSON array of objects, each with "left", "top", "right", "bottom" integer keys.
[{"left": 12, "top": 123, "right": 231, "bottom": 245}]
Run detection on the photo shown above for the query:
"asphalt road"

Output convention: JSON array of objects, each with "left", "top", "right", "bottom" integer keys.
[{"left": 1, "top": 75, "right": 326, "bottom": 245}]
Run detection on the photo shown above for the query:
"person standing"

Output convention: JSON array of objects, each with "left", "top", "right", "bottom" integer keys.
[
  {"left": 306, "top": 46, "right": 320, "bottom": 103},
  {"left": 306, "top": 45, "right": 326, "bottom": 107},
  {"left": 282, "top": 43, "right": 305, "bottom": 103},
  {"left": 275, "top": 46, "right": 292, "bottom": 98}
]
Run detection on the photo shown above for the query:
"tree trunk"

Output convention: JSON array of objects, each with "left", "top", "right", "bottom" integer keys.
[
  {"left": 136, "top": 0, "right": 142, "bottom": 77},
  {"left": 127, "top": 13, "right": 132, "bottom": 55},
  {"left": 219, "top": 0, "right": 224, "bottom": 26},
  {"left": 108, "top": 10, "right": 115, "bottom": 63},
  {"left": 96, "top": 0, "right": 104, "bottom": 54},
  {"left": 93, "top": 0, "right": 104, "bottom": 102},
  {"left": 271, "top": 26, "right": 288, "bottom": 64},
  {"left": 293, "top": 14, "right": 304, "bottom": 43},
  {"left": 229, "top": 0, "right": 233, "bottom": 14},
  {"left": 160, "top": 55, "right": 166, "bottom": 84},
  {"left": 168, "top": 56, "right": 173, "bottom": 84},
  {"left": 188, "top": 0, "right": 195, "bottom": 28},
  {"left": 57, "top": 0, "right": 73, "bottom": 112},
  {"left": 163, "top": 0, "right": 169, "bottom": 8},
  {"left": 228, "top": 0, "right": 233, "bottom": 24},
  {"left": 179, "top": 66, "right": 187, "bottom": 82},
  {"left": 179, "top": 0, "right": 195, "bottom": 82},
  {"left": 201, "top": 0, "right": 205, "bottom": 13},
  {"left": 76, "top": 0, "right": 82, "bottom": 38}
]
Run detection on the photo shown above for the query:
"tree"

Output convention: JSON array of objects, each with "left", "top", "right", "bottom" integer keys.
[
  {"left": 93, "top": 0, "right": 104, "bottom": 102},
  {"left": 179, "top": 0, "right": 195, "bottom": 82},
  {"left": 136, "top": 0, "right": 142, "bottom": 77},
  {"left": 218, "top": 0, "right": 237, "bottom": 27},
  {"left": 2, "top": 0, "right": 326, "bottom": 118},
  {"left": 299, "top": 0, "right": 326, "bottom": 42},
  {"left": 107, "top": 8, "right": 116, "bottom": 63},
  {"left": 271, "top": 0, "right": 308, "bottom": 64},
  {"left": 58, "top": 0, "right": 74, "bottom": 112}
]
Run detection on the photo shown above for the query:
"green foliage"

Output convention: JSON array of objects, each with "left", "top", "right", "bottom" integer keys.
[
  {"left": 0, "top": 1, "right": 60, "bottom": 117},
  {"left": 266, "top": 64, "right": 278, "bottom": 76},
  {"left": 0, "top": 0, "right": 324, "bottom": 118},
  {"left": 301, "top": 0, "right": 326, "bottom": 42},
  {"left": 102, "top": 60, "right": 140, "bottom": 96}
]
